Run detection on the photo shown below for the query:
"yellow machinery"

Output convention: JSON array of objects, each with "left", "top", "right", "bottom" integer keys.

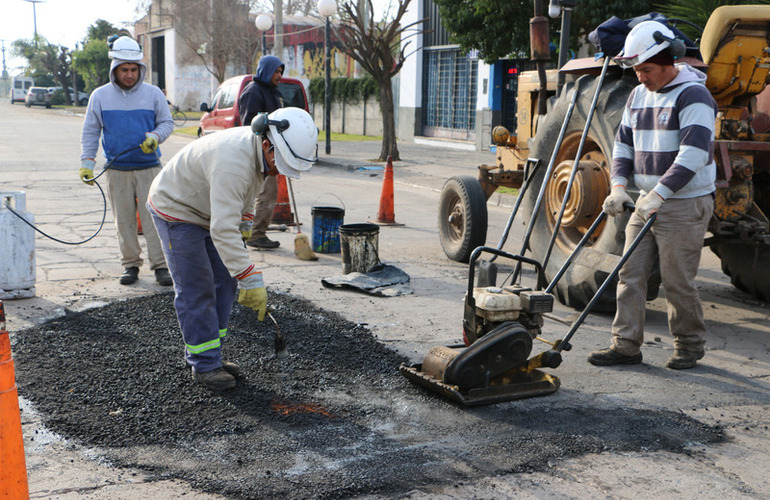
[{"left": 438, "top": 5, "right": 770, "bottom": 308}]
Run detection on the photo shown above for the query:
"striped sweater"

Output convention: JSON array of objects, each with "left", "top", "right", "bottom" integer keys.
[{"left": 611, "top": 64, "right": 718, "bottom": 200}]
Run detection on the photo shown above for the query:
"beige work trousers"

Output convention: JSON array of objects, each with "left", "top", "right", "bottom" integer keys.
[
  {"left": 251, "top": 174, "right": 278, "bottom": 239},
  {"left": 611, "top": 195, "right": 713, "bottom": 356},
  {"left": 106, "top": 167, "right": 166, "bottom": 270}
]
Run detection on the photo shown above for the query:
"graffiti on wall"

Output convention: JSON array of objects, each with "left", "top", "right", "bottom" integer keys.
[{"left": 252, "top": 43, "right": 351, "bottom": 81}]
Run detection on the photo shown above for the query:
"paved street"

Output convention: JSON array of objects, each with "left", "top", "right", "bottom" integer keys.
[{"left": 1, "top": 100, "right": 769, "bottom": 499}]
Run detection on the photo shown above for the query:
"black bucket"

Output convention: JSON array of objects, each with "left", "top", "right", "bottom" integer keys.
[{"left": 339, "top": 223, "right": 380, "bottom": 274}]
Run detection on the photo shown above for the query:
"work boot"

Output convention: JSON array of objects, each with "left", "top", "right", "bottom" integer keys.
[
  {"left": 192, "top": 367, "right": 236, "bottom": 390},
  {"left": 119, "top": 266, "right": 139, "bottom": 285},
  {"left": 246, "top": 236, "right": 280, "bottom": 249},
  {"left": 154, "top": 268, "right": 173, "bottom": 286},
  {"left": 666, "top": 349, "right": 705, "bottom": 370},
  {"left": 221, "top": 360, "right": 242, "bottom": 377},
  {"left": 587, "top": 348, "right": 643, "bottom": 366}
]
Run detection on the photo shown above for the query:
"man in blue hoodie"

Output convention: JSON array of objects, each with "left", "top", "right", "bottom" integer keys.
[
  {"left": 238, "top": 55, "right": 285, "bottom": 249},
  {"left": 79, "top": 35, "right": 174, "bottom": 286},
  {"left": 589, "top": 21, "right": 718, "bottom": 370}
]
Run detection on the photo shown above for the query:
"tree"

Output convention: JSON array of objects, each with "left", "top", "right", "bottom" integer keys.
[
  {"left": 168, "top": 0, "right": 259, "bottom": 83},
  {"left": 72, "top": 20, "right": 118, "bottom": 93},
  {"left": 433, "top": 0, "right": 654, "bottom": 64},
  {"left": 655, "top": 0, "right": 770, "bottom": 41},
  {"left": 249, "top": 0, "right": 318, "bottom": 16},
  {"left": 12, "top": 37, "right": 75, "bottom": 105},
  {"left": 335, "top": 0, "right": 425, "bottom": 161}
]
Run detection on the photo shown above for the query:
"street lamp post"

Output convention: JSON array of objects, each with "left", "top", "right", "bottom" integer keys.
[
  {"left": 23, "top": 0, "right": 45, "bottom": 38},
  {"left": 318, "top": 0, "right": 336, "bottom": 155},
  {"left": 548, "top": 0, "right": 575, "bottom": 93},
  {"left": 255, "top": 14, "right": 272, "bottom": 56}
]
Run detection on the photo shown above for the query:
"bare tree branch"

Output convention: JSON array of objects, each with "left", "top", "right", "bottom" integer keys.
[
  {"left": 333, "top": 0, "right": 426, "bottom": 161},
  {"left": 169, "top": 0, "right": 257, "bottom": 83}
]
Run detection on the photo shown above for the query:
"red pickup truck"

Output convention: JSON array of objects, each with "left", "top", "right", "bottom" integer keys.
[{"left": 197, "top": 75, "right": 309, "bottom": 137}]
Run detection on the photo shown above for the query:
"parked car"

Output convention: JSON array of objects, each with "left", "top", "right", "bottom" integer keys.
[
  {"left": 47, "top": 86, "right": 90, "bottom": 106},
  {"left": 10, "top": 76, "right": 34, "bottom": 104},
  {"left": 198, "top": 75, "right": 308, "bottom": 137},
  {"left": 25, "top": 87, "right": 52, "bottom": 108}
]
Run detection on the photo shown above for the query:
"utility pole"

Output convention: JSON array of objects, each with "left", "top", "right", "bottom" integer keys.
[
  {"left": 274, "top": 0, "right": 284, "bottom": 59},
  {"left": 1, "top": 40, "right": 8, "bottom": 100},
  {"left": 23, "top": 0, "right": 45, "bottom": 39},
  {"left": 1, "top": 40, "right": 8, "bottom": 79},
  {"left": 71, "top": 43, "right": 79, "bottom": 106}
]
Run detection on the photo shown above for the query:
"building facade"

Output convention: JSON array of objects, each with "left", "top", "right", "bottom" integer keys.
[
  {"left": 134, "top": 1, "right": 351, "bottom": 111},
  {"left": 399, "top": 0, "right": 548, "bottom": 151}
]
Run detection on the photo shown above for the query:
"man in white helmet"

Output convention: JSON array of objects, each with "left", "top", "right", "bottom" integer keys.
[
  {"left": 589, "top": 20, "right": 718, "bottom": 370},
  {"left": 79, "top": 35, "right": 174, "bottom": 286},
  {"left": 147, "top": 107, "right": 317, "bottom": 390}
]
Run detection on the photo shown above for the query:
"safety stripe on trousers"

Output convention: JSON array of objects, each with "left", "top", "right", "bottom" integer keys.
[{"left": 186, "top": 338, "right": 221, "bottom": 354}]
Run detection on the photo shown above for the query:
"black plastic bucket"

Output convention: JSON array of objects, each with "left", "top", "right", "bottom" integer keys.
[{"left": 339, "top": 223, "right": 379, "bottom": 274}]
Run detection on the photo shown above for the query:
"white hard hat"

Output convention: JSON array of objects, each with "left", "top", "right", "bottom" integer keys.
[
  {"left": 252, "top": 108, "right": 318, "bottom": 179},
  {"left": 108, "top": 36, "right": 143, "bottom": 61},
  {"left": 615, "top": 21, "right": 675, "bottom": 68}
]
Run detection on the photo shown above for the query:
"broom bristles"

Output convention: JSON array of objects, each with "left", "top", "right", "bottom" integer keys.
[{"left": 294, "top": 233, "right": 318, "bottom": 260}]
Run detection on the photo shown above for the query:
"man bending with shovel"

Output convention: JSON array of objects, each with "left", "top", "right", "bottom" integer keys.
[{"left": 147, "top": 108, "right": 318, "bottom": 390}]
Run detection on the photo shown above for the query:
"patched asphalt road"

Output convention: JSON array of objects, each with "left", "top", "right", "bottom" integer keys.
[{"left": 13, "top": 292, "right": 724, "bottom": 500}]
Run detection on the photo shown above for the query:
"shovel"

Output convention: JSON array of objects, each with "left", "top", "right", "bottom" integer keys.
[{"left": 266, "top": 311, "right": 288, "bottom": 358}]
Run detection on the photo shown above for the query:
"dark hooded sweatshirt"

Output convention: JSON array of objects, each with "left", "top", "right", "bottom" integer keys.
[{"left": 238, "top": 55, "right": 285, "bottom": 127}]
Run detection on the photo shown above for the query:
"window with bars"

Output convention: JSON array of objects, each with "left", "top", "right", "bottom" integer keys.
[{"left": 422, "top": 48, "right": 478, "bottom": 140}]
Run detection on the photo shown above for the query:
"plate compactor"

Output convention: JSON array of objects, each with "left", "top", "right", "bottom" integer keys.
[{"left": 400, "top": 210, "right": 656, "bottom": 406}]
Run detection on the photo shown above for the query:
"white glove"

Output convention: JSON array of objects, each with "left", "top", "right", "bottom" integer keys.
[
  {"left": 602, "top": 185, "right": 633, "bottom": 216},
  {"left": 636, "top": 191, "right": 664, "bottom": 221}
]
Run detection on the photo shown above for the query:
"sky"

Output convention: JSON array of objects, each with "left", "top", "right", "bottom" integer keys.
[
  {"left": 2, "top": 0, "right": 394, "bottom": 77},
  {"left": 2, "top": 0, "right": 141, "bottom": 76}
]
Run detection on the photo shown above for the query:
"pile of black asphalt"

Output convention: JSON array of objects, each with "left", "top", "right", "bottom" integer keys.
[{"left": 12, "top": 292, "right": 724, "bottom": 499}]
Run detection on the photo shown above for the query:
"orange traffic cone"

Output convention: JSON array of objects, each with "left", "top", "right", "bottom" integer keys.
[
  {"left": 270, "top": 175, "right": 295, "bottom": 225},
  {"left": 136, "top": 199, "right": 143, "bottom": 235},
  {"left": 371, "top": 156, "right": 404, "bottom": 226},
  {"left": 0, "top": 301, "right": 30, "bottom": 500}
]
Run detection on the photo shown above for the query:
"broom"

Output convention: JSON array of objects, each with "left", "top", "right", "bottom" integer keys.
[{"left": 287, "top": 177, "right": 318, "bottom": 261}]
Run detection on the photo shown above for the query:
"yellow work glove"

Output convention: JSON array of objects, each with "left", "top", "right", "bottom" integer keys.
[
  {"left": 238, "top": 287, "right": 267, "bottom": 321},
  {"left": 79, "top": 159, "right": 96, "bottom": 186},
  {"left": 140, "top": 132, "right": 159, "bottom": 154},
  {"left": 239, "top": 218, "right": 254, "bottom": 242},
  {"left": 636, "top": 191, "right": 664, "bottom": 221},
  {"left": 602, "top": 185, "right": 633, "bottom": 217}
]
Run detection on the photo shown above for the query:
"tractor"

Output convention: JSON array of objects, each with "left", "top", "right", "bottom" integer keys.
[{"left": 438, "top": 5, "right": 770, "bottom": 310}]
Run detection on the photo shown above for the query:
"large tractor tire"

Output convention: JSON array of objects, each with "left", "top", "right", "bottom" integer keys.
[
  {"left": 439, "top": 175, "right": 488, "bottom": 262},
  {"left": 711, "top": 243, "right": 770, "bottom": 302},
  {"left": 520, "top": 73, "right": 638, "bottom": 311},
  {"left": 709, "top": 169, "right": 770, "bottom": 303}
]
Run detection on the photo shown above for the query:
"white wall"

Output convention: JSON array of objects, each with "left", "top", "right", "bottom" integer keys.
[{"left": 397, "top": 0, "right": 424, "bottom": 141}]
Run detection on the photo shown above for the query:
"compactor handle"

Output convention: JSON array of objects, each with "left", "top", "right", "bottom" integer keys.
[{"left": 466, "top": 246, "right": 546, "bottom": 298}]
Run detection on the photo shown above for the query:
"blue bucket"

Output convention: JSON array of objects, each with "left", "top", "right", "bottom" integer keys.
[{"left": 311, "top": 205, "right": 345, "bottom": 253}]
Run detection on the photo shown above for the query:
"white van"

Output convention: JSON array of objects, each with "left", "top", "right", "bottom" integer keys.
[{"left": 10, "top": 76, "right": 34, "bottom": 104}]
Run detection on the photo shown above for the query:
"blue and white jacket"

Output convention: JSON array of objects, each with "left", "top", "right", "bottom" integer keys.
[
  {"left": 80, "top": 58, "right": 174, "bottom": 170},
  {"left": 611, "top": 64, "right": 718, "bottom": 200}
]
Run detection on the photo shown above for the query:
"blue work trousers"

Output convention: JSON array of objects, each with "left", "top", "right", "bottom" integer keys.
[{"left": 150, "top": 212, "right": 238, "bottom": 372}]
